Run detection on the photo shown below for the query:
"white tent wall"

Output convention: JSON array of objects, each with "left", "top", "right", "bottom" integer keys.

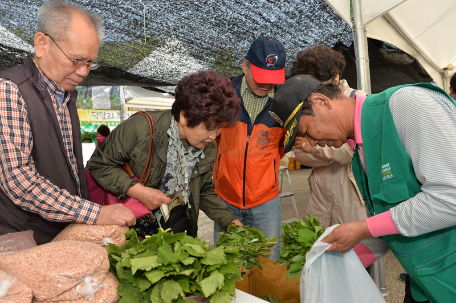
[
  {"left": 123, "top": 86, "right": 175, "bottom": 110},
  {"left": 325, "top": 0, "right": 456, "bottom": 91},
  {"left": 365, "top": 16, "right": 446, "bottom": 88}
]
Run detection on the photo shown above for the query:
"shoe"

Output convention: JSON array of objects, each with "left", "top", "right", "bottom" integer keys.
[{"left": 399, "top": 273, "right": 408, "bottom": 283}]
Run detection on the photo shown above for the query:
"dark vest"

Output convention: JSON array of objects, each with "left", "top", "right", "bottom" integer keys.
[{"left": 0, "top": 55, "right": 89, "bottom": 244}]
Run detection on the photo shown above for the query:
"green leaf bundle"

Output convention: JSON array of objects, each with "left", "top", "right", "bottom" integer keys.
[
  {"left": 108, "top": 228, "right": 244, "bottom": 303},
  {"left": 217, "top": 224, "right": 278, "bottom": 270},
  {"left": 275, "top": 214, "right": 325, "bottom": 280},
  {"left": 260, "top": 296, "right": 282, "bottom": 303}
]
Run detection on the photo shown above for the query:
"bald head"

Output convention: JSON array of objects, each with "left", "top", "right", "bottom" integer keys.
[{"left": 33, "top": 0, "right": 102, "bottom": 91}]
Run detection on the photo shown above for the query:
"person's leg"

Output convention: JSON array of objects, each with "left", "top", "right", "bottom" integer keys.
[
  {"left": 243, "top": 195, "right": 282, "bottom": 260},
  {"left": 399, "top": 273, "right": 408, "bottom": 283},
  {"left": 169, "top": 205, "right": 194, "bottom": 237},
  {"left": 213, "top": 198, "right": 243, "bottom": 247},
  {"left": 403, "top": 275, "right": 430, "bottom": 303}
]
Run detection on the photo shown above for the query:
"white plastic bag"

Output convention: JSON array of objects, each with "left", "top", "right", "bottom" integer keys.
[{"left": 300, "top": 225, "right": 386, "bottom": 303}]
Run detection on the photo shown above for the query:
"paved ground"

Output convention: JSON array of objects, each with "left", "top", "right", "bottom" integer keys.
[{"left": 197, "top": 167, "right": 406, "bottom": 303}]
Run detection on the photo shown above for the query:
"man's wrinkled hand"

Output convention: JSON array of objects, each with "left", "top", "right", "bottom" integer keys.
[
  {"left": 295, "top": 137, "right": 313, "bottom": 153},
  {"left": 232, "top": 219, "right": 243, "bottom": 226},
  {"left": 96, "top": 204, "right": 136, "bottom": 226},
  {"left": 322, "top": 220, "right": 372, "bottom": 254}
]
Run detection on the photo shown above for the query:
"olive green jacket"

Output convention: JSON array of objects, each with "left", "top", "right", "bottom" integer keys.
[{"left": 87, "top": 110, "right": 237, "bottom": 235}]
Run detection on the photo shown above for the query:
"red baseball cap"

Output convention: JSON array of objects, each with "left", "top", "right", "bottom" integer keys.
[{"left": 247, "top": 37, "right": 286, "bottom": 85}]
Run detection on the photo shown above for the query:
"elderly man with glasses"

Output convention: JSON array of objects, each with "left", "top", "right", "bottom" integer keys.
[{"left": 0, "top": 0, "right": 135, "bottom": 244}]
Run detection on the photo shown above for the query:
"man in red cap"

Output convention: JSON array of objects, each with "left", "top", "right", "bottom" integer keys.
[{"left": 213, "top": 37, "right": 286, "bottom": 260}]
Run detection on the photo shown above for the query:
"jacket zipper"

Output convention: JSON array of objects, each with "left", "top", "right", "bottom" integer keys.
[
  {"left": 215, "top": 154, "right": 222, "bottom": 180},
  {"left": 240, "top": 94, "right": 273, "bottom": 209},
  {"left": 242, "top": 134, "right": 250, "bottom": 209},
  {"left": 274, "top": 159, "right": 277, "bottom": 183}
]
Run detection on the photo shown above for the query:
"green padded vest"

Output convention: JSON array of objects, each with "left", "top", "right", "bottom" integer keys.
[{"left": 352, "top": 83, "right": 456, "bottom": 303}]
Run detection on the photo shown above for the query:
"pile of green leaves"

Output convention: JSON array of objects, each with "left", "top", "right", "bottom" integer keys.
[
  {"left": 276, "top": 214, "right": 325, "bottom": 280},
  {"left": 217, "top": 224, "right": 278, "bottom": 270},
  {"left": 107, "top": 228, "right": 244, "bottom": 303},
  {"left": 260, "top": 296, "right": 282, "bottom": 303}
]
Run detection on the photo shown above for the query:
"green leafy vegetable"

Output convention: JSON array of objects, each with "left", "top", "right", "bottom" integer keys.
[
  {"left": 275, "top": 214, "right": 325, "bottom": 280},
  {"left": 260, "top": 295, "right": 283, "bottom": 303},
  {"left": 108, "top": 228, "right": 244, "bottom": 303},
  {"left": 217, "top": 224, "right": 278, "bottom": 270}
]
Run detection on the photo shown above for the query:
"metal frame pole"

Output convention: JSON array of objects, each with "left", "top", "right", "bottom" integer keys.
[
  {"left": 377, "top": 257, "right": 389, "bottom": 296},
  {"left": 119, "top": 86, "right": 126, "bottom": 122},
  {"left": 352, "top": 0, "right": 387, "bottom": 295},
  {"left": 352, "top": 0, "right": 371, "bottom": 94}
]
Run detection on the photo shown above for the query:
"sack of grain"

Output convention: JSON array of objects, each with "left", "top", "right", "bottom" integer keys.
[
  {"left": 52, "top": 224, "right": 128, "bottom": 247},
  {"left": 0, "top": 269, "right": 33, "bottom": 303},
  {"left": 33, "top": 272, "right": 120, "bottom": 303},
  {"left": 0, "top": 230, "right": 36, "bottom": 254},
  {"left": 0, "top": 240, "right": 109, "bottom": 301}
]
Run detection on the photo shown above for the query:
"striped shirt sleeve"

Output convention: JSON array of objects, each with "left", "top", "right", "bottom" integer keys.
[
  {"left": 389, "top": 86, "right": 456, "bottom": 237},
  {"left": 0, "top": 78, "right": 100, "bottom": 224}
]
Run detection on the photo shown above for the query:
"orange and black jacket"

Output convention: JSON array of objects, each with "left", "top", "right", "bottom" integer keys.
[{"left": 214, "top": 74, "right": 286, "bottom": 209}]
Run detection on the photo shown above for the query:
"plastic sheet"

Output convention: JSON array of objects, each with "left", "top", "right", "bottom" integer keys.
[
  {"left": 0, "top": 270, "right": 32, "bottom": 303},
  {"left": 33, "top": 273, "right": 120, "bottom": 303},
  {"left": 0, "top": 231, "right": 36, "bottom": 254},
  {"left": 300, "top": 225, "right": 386, "bottom": 303},
  {"left": 0, "top": 240, "right": 109, "bottom": 301}
]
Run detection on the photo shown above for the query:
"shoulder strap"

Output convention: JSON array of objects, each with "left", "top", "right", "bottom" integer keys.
[
  {"left": 121, "top": 111, "right": 155, "bottom": 185},
  {"left": 349, "top": 89, "right": 357, "bottom": 98}
]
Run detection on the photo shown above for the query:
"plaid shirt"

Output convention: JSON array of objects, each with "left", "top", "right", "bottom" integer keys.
[
  {"left": 241, "top": 75, "right": 275, "bottom": 123},
  {"left": 0, "top": 60, "right": 100, "bottom": 224}
]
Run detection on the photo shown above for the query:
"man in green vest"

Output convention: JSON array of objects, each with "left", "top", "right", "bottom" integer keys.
[{"left": 269, "top": 74, "right": 456, "bottom": 303}]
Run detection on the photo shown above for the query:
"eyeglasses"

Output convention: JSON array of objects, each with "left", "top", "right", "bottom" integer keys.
[{"left": 44, "top": 34, "right": 100, "bottom": 70}]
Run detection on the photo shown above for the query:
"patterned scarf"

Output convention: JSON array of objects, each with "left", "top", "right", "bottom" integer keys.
[{"left": 166, "top": 117, "right": 205, "bottom": 208}]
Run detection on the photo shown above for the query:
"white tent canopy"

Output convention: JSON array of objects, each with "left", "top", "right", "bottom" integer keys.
[
  {"left": 123, "top": 86, "right": 175, "bottom": 111},
  {"left": 325, "top": 0, "right": 456, "bottom": 90}
]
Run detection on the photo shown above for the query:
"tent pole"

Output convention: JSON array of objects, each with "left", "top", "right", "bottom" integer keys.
[
  {"left": 120, "top": 86, "right": 126, "bottom": 122},
  {"left": 352, "top": 1, "right": 387, "bottom": 295},
  {"left": 352, "top": 0, "right": 372, "bottom": 94}
]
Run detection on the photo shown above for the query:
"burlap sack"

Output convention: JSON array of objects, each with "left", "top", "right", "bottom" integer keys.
[
  {"left": 0, "top": 240, "right": 109, "bottom": 301},
  {"left": 52, "top": 224, "right": 128, "bottom": 247}
]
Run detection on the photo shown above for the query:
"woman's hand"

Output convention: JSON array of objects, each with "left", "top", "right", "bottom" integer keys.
[
  {"left": 126, "top": 183, "right": 172, "bottom": 210},
  {"left": 295, "top": 136, "right": 313, "bottom": 153}
]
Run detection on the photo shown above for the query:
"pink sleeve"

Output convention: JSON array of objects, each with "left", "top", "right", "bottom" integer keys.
[
  {"left": 96, "top": 136, "right": 106, "bottom": 145},
  {"left": 354, "top": 244, "right": 377, "bottom": 268},
  {"left": 346, "top": 139, "right": 355, "bottom": 150},
  {"left": 365, "top": 211, "right": 400, "bottom": 237}
]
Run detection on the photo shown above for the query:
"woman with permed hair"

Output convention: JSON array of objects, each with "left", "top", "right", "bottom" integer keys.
[
  {"left": 290, "top": 44, "right": 368, "bottom": 229},
  {"left": 289, "top": 44, "right": 352, "bottom": 95},
  {"left": 94, "top": 124, "right": 110, "bottom": 145},
  {"left": 87, "top": 70, "right": 242, "bottom": 237}
]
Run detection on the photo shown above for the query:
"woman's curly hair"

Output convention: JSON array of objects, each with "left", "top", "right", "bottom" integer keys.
[
  {"left": 289, "top": 45, "right": 346, "bottom": 82},
  {"left": 172, "top": 70, "right": 241, "bottom": 129},
  {"left": 96, "top": 124, "right": 110, "bottom": 137}
]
